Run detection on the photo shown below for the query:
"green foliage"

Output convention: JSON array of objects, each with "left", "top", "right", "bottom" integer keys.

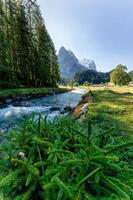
[
  {"left": 0, "top": 0, "right": 60, "bottom": 88},
  {"left": 59, "top": 77, "right": 69, "bottom": 86},
  {"left": 0, "top": 82, "right": 20, "bottom": 89},
  {"left": 74, "top": 70, "right": 110, "bottom": 85},
  {"left": 73, "top": 82, "right": 79, "bottom": 87},
  {"left": 0, "top": 115, "right": 133, "bottom": 199},
  {"left": 67, "top": 81, "right": 74, "bottom": 88},
  {"left": 110, "top": 65, "right": 131, "bottom": 86},
  {"left": 129, "top": 71, "right": 133, "bottom": 81},
  {"left": 83, "top": 81, "right": 90, "bottom": 86}
]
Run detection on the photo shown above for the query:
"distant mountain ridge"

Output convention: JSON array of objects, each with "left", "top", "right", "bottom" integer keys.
[
  {"left": 79, "top": 58, "right": 96, "bottom": 71},
  {"left": 58, "top": 47, "right": 97, "bottom": 80}
]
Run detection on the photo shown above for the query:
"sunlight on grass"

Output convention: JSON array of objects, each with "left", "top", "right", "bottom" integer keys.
[
  {"left": 86, "top": 89, "right": 133, "bottom": 137},
  {"left": 82, "top": 85, "right": 133, "bottom": 94}
]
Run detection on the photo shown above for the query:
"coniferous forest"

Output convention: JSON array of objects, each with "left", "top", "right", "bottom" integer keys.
[{"left": 0, "top": 0, "right": 60, "bottom": 89}]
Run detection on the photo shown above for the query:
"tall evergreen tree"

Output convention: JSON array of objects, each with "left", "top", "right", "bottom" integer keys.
[
  {"left": 0, "top": 0, "right": 7, "bottom": 81},
  {"left": 0, "top": 0, "right": 60, "bottom": 88},
  {"left": 16, "top": 0, "right": 32, "bottom": 85}
]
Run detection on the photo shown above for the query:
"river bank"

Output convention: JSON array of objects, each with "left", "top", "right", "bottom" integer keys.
[{"left": 0, "top": 87, "right": 71, "bottom": 107}]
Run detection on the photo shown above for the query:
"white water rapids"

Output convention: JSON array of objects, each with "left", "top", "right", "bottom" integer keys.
[{"left": 0, "top": 89, "right": 86, "bottom": 132}]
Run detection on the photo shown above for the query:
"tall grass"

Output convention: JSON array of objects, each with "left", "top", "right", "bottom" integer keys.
[{"left": 0, "top": 115, "right": 133, "bottom": 200}]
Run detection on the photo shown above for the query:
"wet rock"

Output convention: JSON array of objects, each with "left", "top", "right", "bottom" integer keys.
[
  {"left": 64, "top": 106, "right": 73, "bottom": 112},
  {"left": 5, "top": 98, "right": 12, "bottom": 104},
  {"left": 13, "top": 101, "right": 31, "bottom": 107},
  {"left": 60, "top": 110, "right": 66, "bottom": 114},
  {"left": 15, "top": 96, "right": 22, "bottom": 101},
  {"left": 50, "top": 107, "right": 61, "bottom": 111}
]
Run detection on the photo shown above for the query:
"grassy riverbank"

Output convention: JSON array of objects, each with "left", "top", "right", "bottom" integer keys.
[
  {"left": 0, "top": 87, "right": 133, "bottom": 199},
  {"left": 0, "top": 87, "right": 71, "bottom": 98},
  {"left": 0, "top": 87, "right": 71, "bottom": 105}
]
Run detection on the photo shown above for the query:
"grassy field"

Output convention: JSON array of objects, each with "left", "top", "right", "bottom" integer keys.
[
  {"left": 85, "top": 89, "right": 133, "bottom": 137},
  {"left": 83, "top": 85, "right": 133, "bottom": 94}
]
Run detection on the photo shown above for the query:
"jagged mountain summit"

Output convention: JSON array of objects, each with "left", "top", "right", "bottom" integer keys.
[
  {"left": 79, "top": 58, "right": 97, "bottom": 71},
  {"left": 58, "top": 47, "right": 86, "bottom": 80},
  {"left": 58, "top": 47, "right": 97, "bottom": 80}
]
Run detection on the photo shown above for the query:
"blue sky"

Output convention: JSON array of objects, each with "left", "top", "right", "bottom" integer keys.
[{"left": 38, "top": 0, "right": 133, "bottom": 72}]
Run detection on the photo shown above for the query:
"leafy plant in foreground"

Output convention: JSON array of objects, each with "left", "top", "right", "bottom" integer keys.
[{"left": 0, "top": 116, "right": 133, "bottom": 200}]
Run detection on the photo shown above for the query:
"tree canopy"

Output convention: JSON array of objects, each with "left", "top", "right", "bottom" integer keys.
[
  {"left": 74, "top": 70, "right": 110, "bottom": 85},
  {"left": 110, "top": 64, "right": 131, "bottom": 86},
  {"left": 128, "top": 71, "right": 133, "bottom": 81}
]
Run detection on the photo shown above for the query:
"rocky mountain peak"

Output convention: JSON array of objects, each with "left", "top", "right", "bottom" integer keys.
[
  {"left": 58, "top": 47, "right": 97, "bottom": 80},
  {"left": 79, "top": 58, "right": 97, "bottom": 71}
]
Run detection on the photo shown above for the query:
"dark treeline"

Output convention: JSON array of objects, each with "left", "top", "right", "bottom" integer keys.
[
  {"left": 0, "top": 0, "right": 60, "bottom": 88},
  {"left": 74, "top": 70, "right": 110, "bottom": 85}
]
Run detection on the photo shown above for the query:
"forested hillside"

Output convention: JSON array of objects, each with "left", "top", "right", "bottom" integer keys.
[
  {"left": 0, "top": 0, "right": 60, "bottom": 89},
  {"left": 74, "top": 70, "right": 110, "bottom": 85}
]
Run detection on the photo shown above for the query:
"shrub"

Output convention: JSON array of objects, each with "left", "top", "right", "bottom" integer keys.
[{"left": 83, "top": 81, "right": 90, "bottom": 86}]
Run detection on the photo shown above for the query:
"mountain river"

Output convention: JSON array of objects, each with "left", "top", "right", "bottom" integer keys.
[{"left": 0, "top": 89, "right": 86, "bottom": 133}]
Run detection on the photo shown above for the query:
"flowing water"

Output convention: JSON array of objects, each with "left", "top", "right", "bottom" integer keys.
[{"left": 0, "top": 89, "right": 85, "bottom": 132}]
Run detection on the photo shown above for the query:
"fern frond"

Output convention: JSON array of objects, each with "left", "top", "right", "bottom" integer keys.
[
  {"left": 0, "top": 169, "right": 22, "bottom": 188},
  {"left": 32, "top": 136, "right": 53, "bottom": 147},
  {"left": 15, "top": 184, "right": 36, "bottom": 200},
  {"left": 102, "top": 175, "right": 130, "bottom": 200},
  {"left": 77, "top": 167, "right": 101, "bottom": 186},
  {"left": 55, "top": 177, "right": 74, "bottom": 199},
  {"left": 106, "top": 141, "right": 133, "bottom": 154}
]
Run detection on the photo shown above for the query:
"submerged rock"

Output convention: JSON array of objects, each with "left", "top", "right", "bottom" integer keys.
[
  {"left": 5, "top": 98, "right": 12, "bottom": 104},
  {"left": 50, "top": 107, "right": 61, "bottom": 112},
  {"left": 12, "top": 101, "right": 31, "bottom": 107},
  {"left": 64, "top": 106, "right": 73, "bottom": 112},
  {"left": 60, "top": 110, "right": 66, "bottom": 114}
]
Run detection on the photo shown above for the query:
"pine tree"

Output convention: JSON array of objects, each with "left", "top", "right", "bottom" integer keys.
[
  {"left": 15, "top": 0, "right": 32, "bottom": 86},
  {"left": 33, "top": 4, "right": 51, "bottom": 86},
  {"left": 50, "top": 41, "right": 60, "bottom": 86},
  {"left": 0, "top": 0, "right": 7, "bottom": 82}
]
